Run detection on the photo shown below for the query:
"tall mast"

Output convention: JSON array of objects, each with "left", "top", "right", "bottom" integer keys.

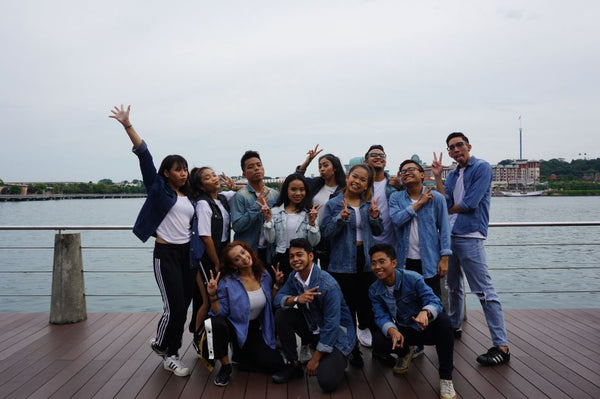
[{"left": 519, "top": 115, "right": 522, "bottom": 160}]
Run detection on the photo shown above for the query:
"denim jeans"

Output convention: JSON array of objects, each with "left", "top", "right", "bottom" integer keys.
[{"left": 446, "top": 237, "right": 508, "bottom": 346}]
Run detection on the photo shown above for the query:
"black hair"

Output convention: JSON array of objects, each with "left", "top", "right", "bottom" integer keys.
[
  {"left": 399, "top": 159, "right": 424, "bottom": 173},
  {"left": 318, "top": 153, "right": 346, "bottom": 188},
  {"left": 368, "top": 243, "right": 396, "bottom": 260},
  {"left": 364, "top": 144, "right": 385, "bottom": 160},
  {"left": 289, "top": 237, "right": 313, "bottom": 254},
  {"left": 345, "top": 164, "right": 374, "bottom": 201},
  {"left": 187, "top": 166, "right": 213, "bottom": 201},
  {"left": 275, "top": 173, "right": 312, "bottom": 212},
  {"left": 158, "top": 154, "right": 189, "bottom": 194},
  {"left": 240, "top": 150, "right": 261, "bottom": 171},
  {"left": 446, "top": 132, "right": 470, "bottom": 146}
]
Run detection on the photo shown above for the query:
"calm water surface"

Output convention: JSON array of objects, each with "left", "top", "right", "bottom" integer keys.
[{"left": 1, "top": 197, "right": 599, "bottom": 312}]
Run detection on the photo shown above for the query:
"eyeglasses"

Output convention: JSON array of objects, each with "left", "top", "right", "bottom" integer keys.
[
  {"left": 399, "top": 166, "right": 421, "bottom": 175},
  {"left": 368, "top": 152, "right": 386, "bottom": 159},
  {"left": 447, "top": 142, "right": 466, "bottom": 151}
]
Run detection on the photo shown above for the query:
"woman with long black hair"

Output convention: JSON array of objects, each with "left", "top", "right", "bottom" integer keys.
[{"left": 109, "top": 104, "right": 194, "bottom": 377}]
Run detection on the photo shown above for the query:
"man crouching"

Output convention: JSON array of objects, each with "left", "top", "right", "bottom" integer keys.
[
  {"left": 369, "top": 244, "right": 456, "bottom": 399},
  {"left": 272, "top": 238, "right": 355, "bottom": 392}
]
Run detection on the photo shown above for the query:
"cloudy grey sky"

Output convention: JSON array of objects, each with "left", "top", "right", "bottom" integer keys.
[{"left": 1, "top": 0, "right": 598, "bottom": 182}]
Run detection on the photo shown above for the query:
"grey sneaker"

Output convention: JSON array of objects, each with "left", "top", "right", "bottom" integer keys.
[
  {"left": 393, "top": 347, "right": 413, "bottom": 374},
  {"left": 440, "top": 379, "right": 457, "bottom": 399},
  {"left": 163, "top": 355, "right": 190, "bottom": 377},
  {"left": 357, "top": 328, "right": 372, "bottom": 347}
]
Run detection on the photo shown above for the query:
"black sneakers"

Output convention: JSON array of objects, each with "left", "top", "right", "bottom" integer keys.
[
  {"left": 214, "top": 363, "right": 233, "bottom": 386},
  {"left": 476, "top": 346, "right": 510, "bottom": 366},
  {"left": 272, "top": 363, "right": 304, "bottom": 384},
  {"left": 348, "top": 347, "right": 364, "bottom": 368},
  {"left": 453, "top": 328, "right": 462, "bottom": 339}
]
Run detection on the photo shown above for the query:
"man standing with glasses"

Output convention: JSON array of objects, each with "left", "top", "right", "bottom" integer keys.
[
  {"left": 431, "top": 132, "right": 510, "bottom": 367},
  {"left": 357, "top": 145, "right": 399, "bottom": 348}
]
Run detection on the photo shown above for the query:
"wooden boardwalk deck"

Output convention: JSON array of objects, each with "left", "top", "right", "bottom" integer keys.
[{"left": 1, "top": 309, "right": 599, "bottom": 399}]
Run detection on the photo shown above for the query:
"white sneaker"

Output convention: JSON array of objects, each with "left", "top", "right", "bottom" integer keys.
[
  {"left": 357, "top": 328, "right": 372, "bottom": 347},
  {"left": 299, "top": 344, "right": 312, "bottom": 364},
  {"left": 439, "top": 379, "right": 456, "bottom": 399},
  {"left": 163, "top": 355, "right": 190, "bottom": 377}
]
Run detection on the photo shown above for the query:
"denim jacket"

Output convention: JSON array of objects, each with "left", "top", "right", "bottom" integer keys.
[
  {"left": 444, "top": 156, "right": 492, "bottom": 237},
  {"left": 131, "top": 140, "right": 182, "bottom": 243},
  {"left": 369, "top": 269, "right": 443, "bottom": 335},
  {"left": 320, "top": 194, "right": 383, "bottom": 273},
  {"left": 263, "top": 205, "right": 321, "bottom": 253},
  {"left": 389, "top": 187, "right": 452, "bottom": 278},
  {"left": 209, "top": 270, "right": 277, "bottom": 348},
  {"left": 231, "top": 184, "right": 279, "bottom": 254},
  {"left": 274, "top": 265, "right": 356, "bottom": 355}
]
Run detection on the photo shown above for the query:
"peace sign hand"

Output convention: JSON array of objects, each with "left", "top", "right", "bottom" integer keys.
[
  {"left": 369, "top": 197, "right": 380, "bottom": 219},
  {"left": 207, "top": 270, "right": 221, "bottom": 296},
  {"left": 297, "top": 286, "right": 321, "bottom": 304},
  {"left": 417, "top": 186, "right": 434, "bottom": 206},
  {"left": 308, "top": 204, "right": 322, "bottom": 226},
  {"left": 340, "top": 199, "right": 350, "bottom": 220},
  {"left": 220, "top": 172, "right": 237, "bottom": 191},
  {"left": 271, "top": 263, "right": 285, "bottom": 286},
  {"left": 432, "top": 152, "right": 444, "bottom": 178},
  {"left": 256, "top": 196, "right": 272, "bottom": 222},
  {"left": 306, "top": 144, "right": 323, "bottom": 163}
]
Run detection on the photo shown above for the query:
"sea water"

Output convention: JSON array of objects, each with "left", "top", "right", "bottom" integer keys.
[{"left": 0, "top": 197, "right": 599, "bottom": 312}]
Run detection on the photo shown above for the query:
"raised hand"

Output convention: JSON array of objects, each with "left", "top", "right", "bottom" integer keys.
[
  {"left": 271, "top": 263, "right": 285, "bottom": 286},
  {"left": 432, "top": 152, "right": 444, "bottom": 178},
  {"left": 207, "top": 270, "right": 221, "bottom": 296},
  {"left": 108, "top": 104, "right": 131, "bottom": 127},
  {"left": 306, "top": 144, "right": 323, "bottom": 162},
  {"left": 340, "top": 199, "right": 350, "bottom": 220},
  {"left": 308, "top": 204, "right": 322, "bottom": 226},
  {"left": 220, "top": 172, "right": 237, "bottom": 191},
  {"left": 369, "top": 197, "right": 380, "bottom": 219},
  {"left": 256, "top": 196, "right": 272, "bottom": 222},
  {"left": 417, "top": 187, "right": 434, "bottom": 206},
  {"left": 296, "top": 286, "right": 321, "bottom": 304}
]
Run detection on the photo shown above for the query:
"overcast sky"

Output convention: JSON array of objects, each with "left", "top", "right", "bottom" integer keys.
[{"left": 1, "top": 0, "right": 598, "bottom": 182}]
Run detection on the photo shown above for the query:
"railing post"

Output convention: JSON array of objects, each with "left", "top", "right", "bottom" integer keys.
[{"left": 50, "top": 232, "right": 87, "bottom": 324}]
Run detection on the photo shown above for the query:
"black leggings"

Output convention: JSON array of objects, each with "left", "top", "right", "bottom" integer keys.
[
  {"left": 153, "top": 242, "right": 195, "bottom": 356},
  {"left": 206, "top": 316, "right": 285, "bottom": 374}
]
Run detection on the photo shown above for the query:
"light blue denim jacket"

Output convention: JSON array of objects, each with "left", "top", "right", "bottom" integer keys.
[
  {"left": 263, "top": 205, "right": 321, "bottom": 253},
  {"left": 274, "top": 265, "right": 356, "bottom": 355},
  {"left": 389, "top": 187, "right": 452, "bottom": 278},
  {"left": 209, "top": 270, "right": 277, "bottom": 348},
  {"left": 369, "top": 269, "right": 443, "bottom": 335},
  {"left": 320, "top": 194, "right": 383, "bottom": 273},
  {"left": 443, "top": 156, "right": 492, "bottom": 237},
  {"left": 231, "top": 184, "right": 279, "bottom": 253}
]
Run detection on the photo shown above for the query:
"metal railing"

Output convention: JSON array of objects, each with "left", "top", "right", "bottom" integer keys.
[{"left": 1, "top": 222, "right": 599, "bottom": 310}]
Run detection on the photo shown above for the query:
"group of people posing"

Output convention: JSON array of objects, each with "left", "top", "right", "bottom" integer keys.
[{"left": 109, "top": 104, "right": 511, "bottom": 399}]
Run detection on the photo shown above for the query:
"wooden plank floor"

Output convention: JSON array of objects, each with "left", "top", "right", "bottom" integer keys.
[{"left": 1, "top": 309, "right": 599, "bottom": 399}]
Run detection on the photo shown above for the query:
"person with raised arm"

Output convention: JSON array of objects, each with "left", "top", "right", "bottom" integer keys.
[
  {"left": 271, "top": 238, "right": 355, "bottom": 393},
  {"left": 205, "top": 241, "right": 286, "bottom": 386},
  {"left": 320, "top": 164, "right": 383, "bottom": 367},
  {"left": 431, "top": 133, "right": 510, "bottom": 367},
  {"left": 108, "top": 104, "right": 194, "bottom": 377}
]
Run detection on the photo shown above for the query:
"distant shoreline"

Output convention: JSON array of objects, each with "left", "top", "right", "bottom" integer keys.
[{"left": 0, "top": 194, "right": 146, "bottom": 202}]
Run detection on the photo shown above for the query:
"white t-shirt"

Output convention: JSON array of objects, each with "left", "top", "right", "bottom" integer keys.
[
  {"left": 156, "top": 195, "right": 195, "bottom": 244},
  {"left": 351, "top": 205, "right": 362, "bottom": 242},
  {"left": 407, "top": 199, "right": 420, "bottom": 259},
  {"left": 285, "top": 212, "right": 303, "bottom": 248},
  {"left": 247, "top": 288, "right": 266, "bottom": 320},
  {"left": 313, "top": 185, "right": 337, "bottom": 220},
  {"left": 373, "top": 179, "right": 395, "bottom": 245},
  {"left": 450, "top": 168, "right": 484, "bottom": 239},
  {"left": 196, "top": 191, "right": 235, "bottom": 242}
]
